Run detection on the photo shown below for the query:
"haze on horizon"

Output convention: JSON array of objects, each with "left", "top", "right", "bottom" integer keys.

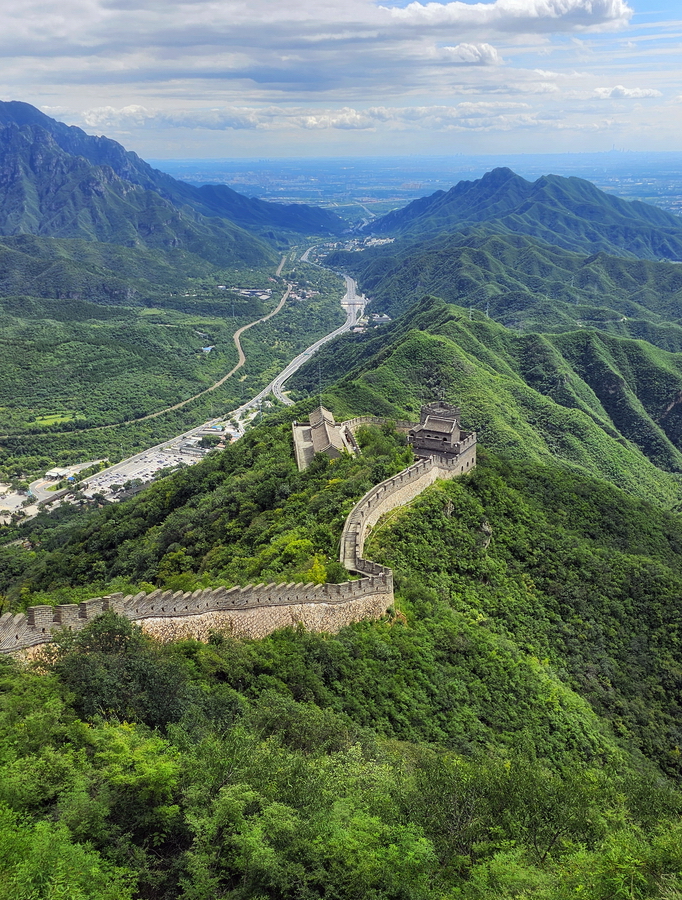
[{"left": 0, "top": 0, "right": 680, "bottom": 159}]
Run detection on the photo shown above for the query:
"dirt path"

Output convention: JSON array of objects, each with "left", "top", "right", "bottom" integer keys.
[{"left": 2, "top": 285, "right": 292, "bottom": 438}]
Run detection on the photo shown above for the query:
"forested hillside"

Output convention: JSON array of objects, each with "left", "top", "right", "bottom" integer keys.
[
  {"left": 0, "top": 121, "right": 274, "bottom": 267},
  {"left": 327, "top": 232, "right": 682, "bottom": 350},
  {"left": 2, "top": 416, "right": 682, "bottom": 898},
  {"left": 368, "top": 166, "right": 682, "bottom": 260},
  {"left": 291, "top": 296, "right": 682, "bottom": 503},
  {"left": 5, "top": 139, "right": 682, "bottom": 899},
  {"left": 0, "top": 101, "right": 345, "bottom": 241}
]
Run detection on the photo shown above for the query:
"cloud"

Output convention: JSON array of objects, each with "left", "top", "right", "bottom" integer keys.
[
  {"left": 82, "top": 104, "right": 280, "bottom": 130},
  {"left": 593, "top": 84, "right": 662, "bottom": 99},
  {"left": 386, "top": 0, "right": 633, "bottom": 33},
  {"left": 77, "top": 101, "right": 551, "bottom": 133},
  {"left": 0, "top": 0, "right": 674, "bottom": 155},
  {"left": 441, "top": 43, "right": 503, "bottom": 64}
]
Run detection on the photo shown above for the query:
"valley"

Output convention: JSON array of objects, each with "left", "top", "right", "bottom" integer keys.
[
  {"left": 5, "top": 102, "right": 682, "bottom": 900},
  {"left": 21, "top": 267, "right": 367, "bottom": 511}
]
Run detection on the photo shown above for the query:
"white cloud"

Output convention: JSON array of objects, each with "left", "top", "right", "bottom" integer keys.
[
  {"left": 386, "top": 0, "right": 633, "bottom": 32},
  {"left": 441, "top": 42, "right": 503, "bottom": 64},
  {"left": 593, "top": 84, "right": 662, "bottom": 99},
  {"left": 76, "top": 101, "right": 556, "bottom": 133},
  {"left": 0, "top": 0, "right": 676, "bottom": 154}
]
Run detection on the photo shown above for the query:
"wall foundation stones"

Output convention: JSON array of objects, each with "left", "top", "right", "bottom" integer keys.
[{"left": 1, "top": 409, "right": 476, "bottom": 653}]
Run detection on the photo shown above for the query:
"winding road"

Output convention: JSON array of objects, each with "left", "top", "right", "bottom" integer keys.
[{"left": 29, "top": 252, "right": 366, "bottom": 503}]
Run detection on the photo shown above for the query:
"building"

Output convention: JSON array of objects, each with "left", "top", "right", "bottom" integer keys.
[
  {"left": 408, "top": 401, "right": 473, "bottom": 457},
  {"left": 292, "top": 401, "right": 476, "bottom": 472},
  {"left": 45, "top": 467, "right": 72, "bottom": 480},
  {"left": 292, "top": 406, "right": 355, "bottom": 470}
]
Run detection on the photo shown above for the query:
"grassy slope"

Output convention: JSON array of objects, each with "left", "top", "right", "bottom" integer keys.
[
  {"left": 326, "top": 232, "right": 682, "bottom": 350},
  {"left": 292, "top": 298, "right": 682, "bottom": 505}
]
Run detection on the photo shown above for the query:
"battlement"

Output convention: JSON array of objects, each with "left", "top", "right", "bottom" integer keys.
[
  {"left": 340, "top": 439, "right": 477, "bottom": 572},
  {"left": 0, "top": 568, "right": 393, "bottom": 654},
  {"left": 341, "top": 416, "right": 416, "bottom": 435},
  {"left": 1, "top": 410, "right": 475, "bottom": 654}
]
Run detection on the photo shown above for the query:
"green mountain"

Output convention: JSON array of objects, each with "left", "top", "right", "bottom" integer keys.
[
  {"left": 2, "top": 410, "right": 682, "bottom": 898},
  {"left": 291, "top": 296, "right": 682, "bottom": 505},
  {"left": 0, "top": 233, "right": 216, "bottom": 303},
  {"left": 327, "top": 232, "right": 682, "bottom": 351},
  {"left": 0, "top": 101, "right": 345, "bottom": 238},
  {"left": 193, "top": 182, "right": 345, "bottom": 237},
  {"left": 4, "top": 121, "right": 682, "bottom": 899},
  {"left": 0, "top": 120, "right": 274, "bottom": 267},
  {"left": 369, "top": 166, "right": 682, "bottom": 260}
]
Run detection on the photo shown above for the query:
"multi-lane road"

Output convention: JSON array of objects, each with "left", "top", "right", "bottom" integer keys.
[
  {"left": 30, "top": 259, "right": 366, "bottom": 504},
  {"left": 271, "top": 275, "right": 365, "bottom": 405}
]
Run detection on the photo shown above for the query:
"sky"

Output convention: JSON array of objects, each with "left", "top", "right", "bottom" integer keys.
[{"left": 1, "top": 0, "right": 681, "bottom": 157}]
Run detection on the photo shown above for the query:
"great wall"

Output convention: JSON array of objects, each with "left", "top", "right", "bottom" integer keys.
[{"left": 0, "top": 403, "right": 476, "bottom": 654}]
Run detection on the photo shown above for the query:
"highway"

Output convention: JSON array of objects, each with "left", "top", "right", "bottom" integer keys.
[
  {"left": 215, "top": 273, "right": 365, "bottom": 412},
  {"left": 270, "top": 275, "right": 365, "bottom": 406},
  {"left": 36, "top": 255, "right": 366, "bottom": 504}
]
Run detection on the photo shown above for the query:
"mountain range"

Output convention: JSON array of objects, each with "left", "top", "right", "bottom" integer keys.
[
  {"left": 0, "top": 101, "right": 344, "bottom": 272},
  {"left": 326, "top": 230, "right": 682, "bottom": 350},
  {"left": 4, "top": 105, "right": 682, "bottom": 899},
  {"left": 368, "top": 166, "right": 682, "bottom": 260}
]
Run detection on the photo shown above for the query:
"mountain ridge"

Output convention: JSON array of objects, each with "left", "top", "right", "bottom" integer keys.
[
  {"left": 0, "top": 119, "right": 274, "bottom": 266},
  {"left": 368, "top": 166, "right": 682, "bottom": 260},
  {"left": 0, "top": 101, "right": 345, "bottom": 238}
]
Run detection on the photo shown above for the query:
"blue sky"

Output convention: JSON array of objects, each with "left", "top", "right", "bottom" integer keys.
[{"left": 1, "top": 0, "right": 680, "bottom": 157}]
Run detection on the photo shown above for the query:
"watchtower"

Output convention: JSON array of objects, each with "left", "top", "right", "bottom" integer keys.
[{"left": 408, "top": 401, "right": 470, "bottom": 457}]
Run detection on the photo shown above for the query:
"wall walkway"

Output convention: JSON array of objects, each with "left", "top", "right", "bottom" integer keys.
[{"left": 1, "top": 425, "right": 476, "bottom": 654}]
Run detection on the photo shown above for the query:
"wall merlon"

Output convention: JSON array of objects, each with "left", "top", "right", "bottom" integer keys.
[
  {"left": 79, "top": 598, "right": 107, "bottom": 619},
  {"left": 53, "top": 604, "right": 80, "bottom": 627},
  {"left": 217, "top": 586, "right": 240, "bottom": 607},
  {"left": 26, "top": 605, "right": 55, "bottom": 627},
  {"left": 2, "top": 413, "right": 476, "bottom": 654},
  {"left": 108, "top": 594, "right": 126, "bottom": 614}
]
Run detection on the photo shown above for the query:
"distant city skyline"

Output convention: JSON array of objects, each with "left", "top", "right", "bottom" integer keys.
[{"left": 1, "top": 0, "right": 680, "bottom": 158}]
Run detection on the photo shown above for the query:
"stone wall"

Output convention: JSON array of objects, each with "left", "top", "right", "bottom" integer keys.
[
  {"left": 137, "top": 592, "right": 392, "bottom": 643},
  {"left": 340, "top": 438, "right": 477, "bottom": 572},
  {"left": 0, "top": 425, "right": 476, "bottom": 655},
  {"left": 0, "top": 569, "right": 392, "bottom": 653},
  {"left": 342, "top": 416, "right": 415, "bottom": 435}
]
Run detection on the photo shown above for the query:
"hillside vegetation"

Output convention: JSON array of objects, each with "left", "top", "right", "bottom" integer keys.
[
  {"left": 3, "top": 420, "right": 682, "bottom": 897},
  {"left": 0, "top": 101, "right": 345, "bottom": 242},
  {"left": 369, "top": 166, "right": 682, "bottom": 260},
  {"left": 292, "top": 296, "right": 682, "bottom": 504},
  {"left": 327, "top": 232, "right": 682, "bottom": 351},
  {"left": 0, "top": 261, "right": 346, "bottom": 479},
  {"left": 0, "top": 122, "right": 275, "bottom": 268},
  {"left": 4, "top": 128, "right": 682, "bottom": 898}
]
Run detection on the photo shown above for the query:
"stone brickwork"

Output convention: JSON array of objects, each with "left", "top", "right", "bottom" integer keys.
[
  {"left": 0, "top": 571, "right": 392, "bottom": 653},
  {"left": 137, "top": 592, "right": 392, "bottom": 643},
  {"left": 0, "top": 411, "right": 476, "bottom": 654},
  {"left": 340, "top": 438, "right": 477, "bottom": 573}
]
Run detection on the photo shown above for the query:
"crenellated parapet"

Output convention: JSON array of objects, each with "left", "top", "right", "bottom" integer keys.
[
  {"left": 0, "top": 570, "right": 392, "bottom": 654},
  {"left": 340, "top": 446, "right": 476, "bottom": 574},
  {"left": 341, "top": 416, "right": 416, "bottom": 435},
  {"left": 1, "top": 405, "right": 475, "bottom": 654}
]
